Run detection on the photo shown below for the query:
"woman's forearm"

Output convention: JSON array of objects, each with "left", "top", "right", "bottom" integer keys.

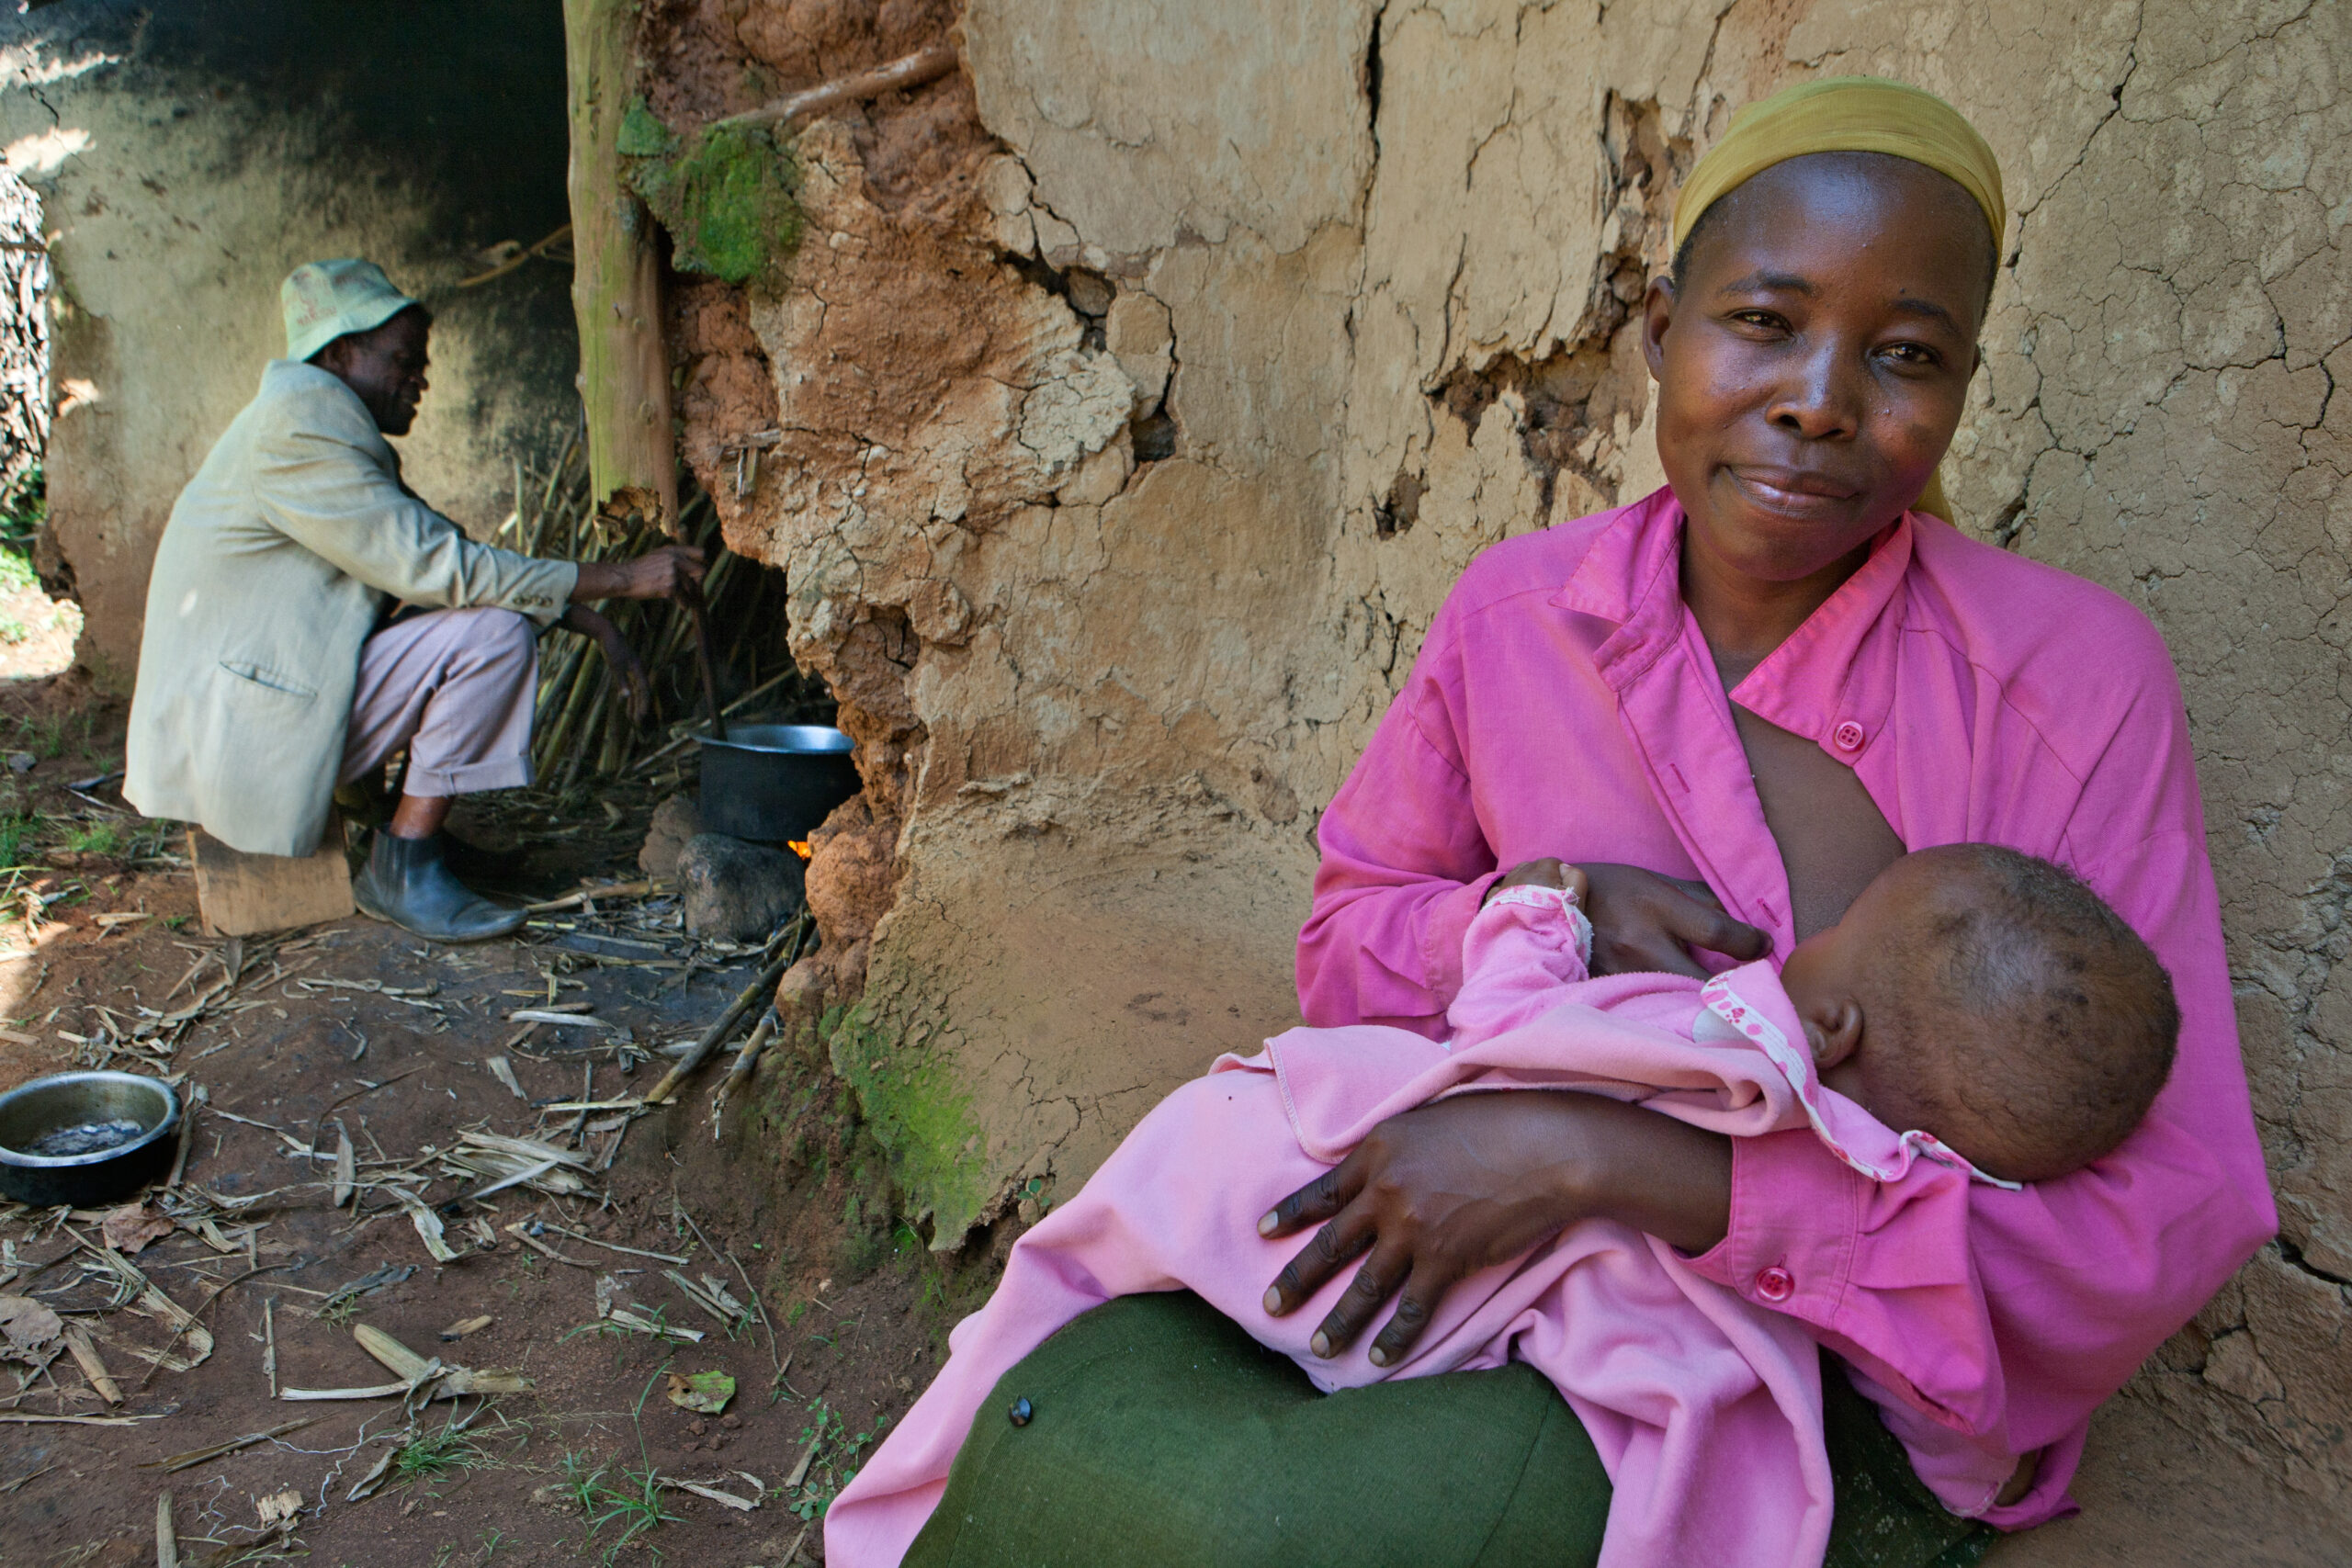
[
  {"left": 1259, "top": 1089, "right": 1734, "bottom": 1362},
  {"left": 1555, "top": 1094, "right": 1733, "bottom": 1255}
]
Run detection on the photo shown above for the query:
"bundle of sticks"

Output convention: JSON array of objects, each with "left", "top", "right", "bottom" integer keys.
[{"left": 493, "top": 430, "right": 829, "bottom": 785}]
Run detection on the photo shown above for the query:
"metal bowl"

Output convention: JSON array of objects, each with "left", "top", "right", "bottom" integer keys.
[
  {"left": 697, "top": 723, "right": 861, "bottom": 844},
  {"left": 0, "top": 1071, "right": 180, "bottom": 1208}
]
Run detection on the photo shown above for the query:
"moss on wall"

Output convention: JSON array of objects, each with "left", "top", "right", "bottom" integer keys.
[
  {"left": 621, "top": 101, "right": 804, "bottom": 290},
  {"left": 822, "top": 1000, "right": 989, "bottom": 1245}
]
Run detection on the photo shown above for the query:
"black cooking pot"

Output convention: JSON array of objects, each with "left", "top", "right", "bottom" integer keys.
[
  {"left": 0, "top": 1070, "right": 180, "bottom": 1207},
  {"left": 697, "top": 724, "right": 861, "bottom": 843}
]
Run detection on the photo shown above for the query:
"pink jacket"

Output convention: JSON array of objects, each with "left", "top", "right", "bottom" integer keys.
[{"left": 1298, "top": 488, "right": 2276, "bottom": 1527}]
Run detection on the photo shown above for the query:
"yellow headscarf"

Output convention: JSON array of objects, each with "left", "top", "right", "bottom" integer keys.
[{"left": 1669, "top": 77, "right": 2007, "bottom": 524}]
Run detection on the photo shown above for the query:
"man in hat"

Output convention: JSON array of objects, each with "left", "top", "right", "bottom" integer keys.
[{"left": 125, "top": 259, "right": 704, "bottom": 942}]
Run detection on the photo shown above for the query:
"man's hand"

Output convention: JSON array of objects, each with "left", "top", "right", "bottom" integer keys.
[
  {"left": 1259, "top": 1093, "right": 1733, "bottom": 1367},
  {"left": 560, "top": 604, "right": 651, "bottom": 722},
  {"left": 1577, "top": 863, "right": 1768, "bottom": 977},
  {"left": 571, "top": 545, "right": 707, "bottom": 604}
]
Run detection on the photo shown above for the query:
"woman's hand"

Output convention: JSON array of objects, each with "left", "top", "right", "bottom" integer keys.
[
  {"left": 1576, "top": 863, "right": 1768, "bottom": 977},
  {"left": 1260, "top": 1092, "right": 1733, "bottom": 1367},
  {"left": 571, "top": 544, "right": 708, "bottom": 604},
  {"left": 560, "top": 604, "right": 651, "bottom": 722}
]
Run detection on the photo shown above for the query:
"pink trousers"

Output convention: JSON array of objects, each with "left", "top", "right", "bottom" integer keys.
[{"left": 337, "top": 607, "right": 538, "bottom": 796}]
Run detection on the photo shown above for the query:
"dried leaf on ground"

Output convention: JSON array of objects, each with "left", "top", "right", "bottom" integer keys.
[
  {"left": 99, "top": 1201, "right": 175, "bottom": 1255},
  {"left": 61, "top": 1321, "right": 119, "bottom": 1403},
  {"left": 346, "top": 1438, "right": 403, "bottom": 1502},
  {"left": 314, "top": 1263, "right": 414, "bottom": 1318},
  {"left": 505, "top": 1010, "right": 618, "bottom": 1029},
  {"left": 669, "top": 1477, "right": 757, "bottom": 1510},
  {"left": 278, "top": 1380, "right": 413, "bottom": 1402},
  {"left": 353, "top": 1322, "right": 530, "bottom": 1398},
  {"left": 784, "top": 1436, "right": 818, "bottom": 1489},
  {"left": 256, "top": 1487, "right": 301, "bottom": 1525},
  {"left": 125, "top": 1284, "right": 213, "bottom": 1371},
  {"left": 437, "top": 1314, "right": 492, "bottom": 1342},
  {"left": 485, "top": 1054, "right": 526, "bottom": 1099},
  {"left": 503, "top": 1224, "right": 594, "bottom": 1268},
  {"left": 604, "top": 1305, "right": 705, "bottom": 1344},
  {"left": 664, "top": 1369, "right": 735, "bottom": 1414},
  {"left": 443, "top": 1130, "right": 595, "bottom": 1201},
  {"left": 698, "top": 1273, "right": 748, "bottom": 1316},
  {"left": 146, "top": 1418, "right": 315, "bottom": 1474},
  {"left": 393, "top": 1190, "right": 460, "bottom": 1263},
  {"left": 663, "top": 1268, "right": 743, "bottom": 1328},
  {"left": 0, "top": 1293, "right": 62, "bottom": 1354}
]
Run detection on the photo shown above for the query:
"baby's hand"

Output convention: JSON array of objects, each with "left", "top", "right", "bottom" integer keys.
[{"left": 1487, "top": 858, "right": 1590, "bottom": 905}]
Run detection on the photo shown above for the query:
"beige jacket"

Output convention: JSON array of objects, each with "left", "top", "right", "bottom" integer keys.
[{"left": 125, "top": 361, "right": 577, "bottom": 855}]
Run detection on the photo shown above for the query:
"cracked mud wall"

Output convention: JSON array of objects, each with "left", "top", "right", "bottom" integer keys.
[
  {"left": 654, "top": 0, "right": 2350, "bottom": 1529},
  {"left": 0, "top": 1, "right": 577, "bottom": 684}
]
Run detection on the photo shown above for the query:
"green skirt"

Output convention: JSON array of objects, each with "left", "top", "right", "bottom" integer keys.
[{"left": 905, "top": 1292, "right": 1993, "bottom": 1568}]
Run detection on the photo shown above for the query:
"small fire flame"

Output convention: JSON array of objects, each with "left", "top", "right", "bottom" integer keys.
[{"left": 786, "top": 840, "right": 814, "bottom": 861}]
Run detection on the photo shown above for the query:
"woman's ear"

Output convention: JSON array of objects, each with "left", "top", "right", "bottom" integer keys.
[
  {"left": 1640, "top": 275, "right": 1676, "bottom": 380},
  {"left": 1801, "top": 996, "right": 1864, "bottom": 1071}
]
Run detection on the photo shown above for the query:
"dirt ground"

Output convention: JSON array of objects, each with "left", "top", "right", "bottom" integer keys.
[{"left": 0, "top": 677, "right": 972, "bottom": 1568}]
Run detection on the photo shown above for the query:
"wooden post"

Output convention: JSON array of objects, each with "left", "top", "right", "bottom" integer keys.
[{"left": 563, "top": 0, "right": 678, "bottom": 531}]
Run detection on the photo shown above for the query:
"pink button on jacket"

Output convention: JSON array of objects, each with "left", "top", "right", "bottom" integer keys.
[{"left": 1298, "top": 488, "right": 2277, "bottom": 1527}]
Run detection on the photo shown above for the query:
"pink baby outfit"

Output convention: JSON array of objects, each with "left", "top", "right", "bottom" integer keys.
[
  {"left": 1299, "top": 489, "right": 2276, "bottom": 1525},
  {"left": 825, "top": 885, "right": 2014, "bottom": 1568}
]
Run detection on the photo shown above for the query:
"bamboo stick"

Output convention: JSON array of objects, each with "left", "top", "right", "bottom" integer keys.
[{"left": 641, "top": 942, "right": 798, "bottom": 1104}]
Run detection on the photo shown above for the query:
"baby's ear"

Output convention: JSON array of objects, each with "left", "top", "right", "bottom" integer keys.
[{"left": 1802, "top": 996, "right": 1864, "bottom": 1071}]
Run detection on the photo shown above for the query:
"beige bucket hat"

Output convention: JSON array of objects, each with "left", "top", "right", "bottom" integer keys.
[{"left": 280, "top": 258, "right": 422, "bottom": 363}]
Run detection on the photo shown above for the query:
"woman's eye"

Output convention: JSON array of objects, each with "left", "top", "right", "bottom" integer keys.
[
  {"left": 1728, "top": 310, "right": 1786, "bottom": 331},
  {"left": 1880, "top": 343, "right": 1940, "bottom": 368}
]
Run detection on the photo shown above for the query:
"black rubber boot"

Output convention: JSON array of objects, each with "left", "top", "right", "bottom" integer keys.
[{"left": 352, "top": 830, "right": 527, "bottom": 942}]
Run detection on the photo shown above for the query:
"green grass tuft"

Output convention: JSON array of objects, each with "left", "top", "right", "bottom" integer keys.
[
  {"left": 393, "top": 1416, "right": 492, "bottom": 1487},
  {"left": 559, "top": 1450, "right": 679, "bottom": 1564}
]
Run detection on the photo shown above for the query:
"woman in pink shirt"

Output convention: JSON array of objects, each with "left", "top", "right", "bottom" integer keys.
[
  {"left": 1276, "top": 79, "right": 2275, "bottom": 1530},
  {"left": 836, "top": 78, "right": 2275, "bottom": 1565}
]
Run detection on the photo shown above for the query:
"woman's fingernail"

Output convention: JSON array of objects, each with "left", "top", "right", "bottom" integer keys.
[
  {"left": 1368, "top": 1346, "right": 1389, "bottom": 1368},
  {"left": 1263, "top": 1287, "right": 1283, "bottom": 1315},
  {"left": 1310, "top": 1332, "right": 1331, "bottom": 1359},
  {"left": 1258, "top": 1211, "right": 1278, "bottom": 1235}
]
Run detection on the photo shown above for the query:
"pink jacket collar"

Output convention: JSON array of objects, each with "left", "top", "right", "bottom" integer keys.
[
  {"left": 1552, "top": 486, "right": 1919, "bottom": 762},
  {"left": 1699, "top": 961, "right": 2021, "bottom": 1191}
]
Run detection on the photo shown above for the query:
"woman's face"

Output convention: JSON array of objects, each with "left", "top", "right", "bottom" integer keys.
[{"left": 1643, "top": 152, "right": 1992, "bottom": 585}]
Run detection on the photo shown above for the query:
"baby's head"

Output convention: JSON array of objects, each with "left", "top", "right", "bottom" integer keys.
[{"left": 1778, "top": 845, "right": 2178, "bottom": 1184}]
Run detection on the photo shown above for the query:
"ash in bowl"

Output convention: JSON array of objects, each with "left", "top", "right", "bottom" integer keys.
[{"left": 23, "top": 1118, "right": 148, "bottom": 1158}]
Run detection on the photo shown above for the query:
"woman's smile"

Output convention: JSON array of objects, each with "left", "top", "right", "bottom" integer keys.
[{"left": 1720, "top": 463, "right": 1862, "bottom": 520}]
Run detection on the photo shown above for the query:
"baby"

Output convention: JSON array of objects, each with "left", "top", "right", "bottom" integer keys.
[
  {"left": 1462, "top": 842, "right": 2179, "bottom": 1188},
  {"left": 827, "top": 844, "right": 2179, "bottom": 1568}
]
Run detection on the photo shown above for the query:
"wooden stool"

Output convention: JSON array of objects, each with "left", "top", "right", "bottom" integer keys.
[{"left": 187, "top": 814, "right": 355, "bottom": 937}]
